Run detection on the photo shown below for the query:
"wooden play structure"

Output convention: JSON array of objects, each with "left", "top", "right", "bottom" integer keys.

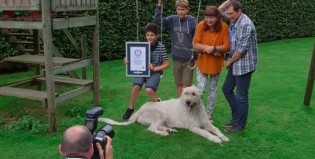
[
  {"left": 0, "top": 0, "right": 100, "bottom": 133},
  {"left": 304, "top": 43, "right": 315, "bottom": 106}
]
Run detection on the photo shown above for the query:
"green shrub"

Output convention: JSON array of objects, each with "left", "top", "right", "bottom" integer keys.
[
  {"left": 65, "top": 106, "right": 86, "bottom": 118},
  {"left": 74, "top": 0, "right": 315, "bottom": 60},
  {"left": 5, "top": 116, "right": 48, "bottom": 135},
  {"left": 1, "top": 0, "right": 315, "bottom": 63}
]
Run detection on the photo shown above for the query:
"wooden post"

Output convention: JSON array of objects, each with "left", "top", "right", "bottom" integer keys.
[
  {"left": 92, "top": 0, "right": 100, "bottom": 106},
  {"left": 33, "top": 29, "right": 42, "bottom": 91},
  {"left": 42, "top": 0, "right": 57, "bottom": 133},
  {"left": 304, "top": 43, "right": 315, "bottom": 106},
  {"left": 81, "top": 35, "right": 87, "bottom": 79}
]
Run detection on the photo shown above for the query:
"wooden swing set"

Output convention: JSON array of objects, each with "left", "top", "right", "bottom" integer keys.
[{"left": 0, "top": 0, "right": 100, "bottom": 133}]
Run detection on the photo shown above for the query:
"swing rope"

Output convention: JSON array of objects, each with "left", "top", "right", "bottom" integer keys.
[
  {"left": 187, "top": 0, "right": 202, "bottom": 69},
  {"left": 160, "top": 2, "right": 163, "bottom": 43},
  {"left": 136, "top": 0, "right": 139, "bottom": 41}
]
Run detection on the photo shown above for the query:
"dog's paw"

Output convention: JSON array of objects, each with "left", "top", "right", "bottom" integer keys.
[
  {"left": 158, "top": 131, "right": 169, "bottom": 136},
  {"left": 167, "top": 128, "right": 178, "bottom": 133},
  {"left": 219, "top": 135, "right": 229, "bottom": 142},
  {"left": 209, "top": 136, "right": 222, "bottom": 144}
]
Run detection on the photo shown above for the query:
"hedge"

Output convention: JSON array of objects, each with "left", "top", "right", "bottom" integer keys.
[{"left": 1, "top": 0, "right": 315, "bottom": 62}]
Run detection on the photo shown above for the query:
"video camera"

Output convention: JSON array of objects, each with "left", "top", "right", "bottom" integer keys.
[{"left": 85, "top": 107, "right": 115, "bottom": 159}]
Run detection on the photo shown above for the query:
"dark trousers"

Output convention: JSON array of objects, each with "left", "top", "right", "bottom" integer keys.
[{"left": 222, "top": 70, "right": 253, "bottom": 128}]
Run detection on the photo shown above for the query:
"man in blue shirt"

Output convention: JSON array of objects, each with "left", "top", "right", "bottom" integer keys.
[{"left": 219, "top": 0, "right": 258, "bottom": 133}]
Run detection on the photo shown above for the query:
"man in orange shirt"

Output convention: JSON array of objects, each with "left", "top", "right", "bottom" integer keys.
[{"left": 193, "top": 6, "right": 230, "bottom": 122}]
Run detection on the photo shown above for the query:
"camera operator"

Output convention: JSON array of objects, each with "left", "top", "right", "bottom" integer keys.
[{"left": 59, "top": 125, "right": 113, "bottom": 159}]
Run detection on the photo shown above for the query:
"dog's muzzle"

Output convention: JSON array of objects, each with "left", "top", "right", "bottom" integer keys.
[{"left": 186, "top": 100, "right": 193, "bottom": 111}]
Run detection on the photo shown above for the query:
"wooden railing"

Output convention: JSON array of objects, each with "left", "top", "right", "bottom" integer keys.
[
  {"left": 56, "top": 0, "right": 96, "bottom": 6},
  {"left": 0, "top": 0, "right": 97, "bottom": 11},
  {"left": 0, "top": 0, "right": 40, "bottom": 10},
  {"left": 52, "top": 0, "right": 97, "bottom": 11}
]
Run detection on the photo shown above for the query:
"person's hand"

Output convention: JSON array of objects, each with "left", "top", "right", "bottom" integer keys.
[
  {"left": 96, "top": 136, "right": 113, "bottom": 159},
  {"left": 213, "top": 52, "right": 222, "bottom": 57},
  {"left": 226, "top": 59, "right": 232, "bottom": 70},
  {"left": 203, "top": 45, "right": 214, "bottom": 54},
  {"left": 149, "top": 63, "right": 154, "bottom": 71},
  {"left": 104, "top": 136, "right": 113, "bottom": 159},
  {"left": 123, "top": 57, "right": 129, "bottom": 64},
  {"left": 96, "top": 142, "right": 105, "bottom": 159}
]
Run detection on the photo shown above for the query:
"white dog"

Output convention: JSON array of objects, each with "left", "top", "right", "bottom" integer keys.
[{"left": 99, "top": 86, "right": 229, "bottom": 144}]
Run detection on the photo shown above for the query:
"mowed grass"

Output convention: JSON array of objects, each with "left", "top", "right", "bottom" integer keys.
[{"left": 0, "top": 37, "right": 315, "bottom": 159}]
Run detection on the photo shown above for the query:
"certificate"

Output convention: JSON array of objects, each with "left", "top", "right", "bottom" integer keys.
[{"left": 126, "top": 42, "right": 150, "bottom": 77}]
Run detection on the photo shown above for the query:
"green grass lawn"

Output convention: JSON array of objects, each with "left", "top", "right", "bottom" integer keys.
[{"left": 1, "top": 37, "right": 315, "bottom": 159}]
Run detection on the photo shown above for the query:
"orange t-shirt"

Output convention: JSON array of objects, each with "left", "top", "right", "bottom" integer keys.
[{"left": 193, "top": 21, "right": 230, "bottom": 74}]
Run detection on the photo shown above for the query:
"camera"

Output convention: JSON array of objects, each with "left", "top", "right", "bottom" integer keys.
[{"left": 85, "top": 107, "right": 115, "bottom": 159}]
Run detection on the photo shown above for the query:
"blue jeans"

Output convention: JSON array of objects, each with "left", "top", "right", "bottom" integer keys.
[{"left": 222, "top": 69, "right": 253, "bottom": 128}]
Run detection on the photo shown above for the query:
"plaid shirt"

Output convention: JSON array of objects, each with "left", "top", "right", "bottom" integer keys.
[{"left": 229, "top": 13, "right": 258, "bottom": 76}]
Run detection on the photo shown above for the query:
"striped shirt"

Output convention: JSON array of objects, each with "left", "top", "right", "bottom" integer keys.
[
  {"left": 227, "top": 13, "right": 258, "bottom": 76},
  {"left": 151, "top": 41, "right": 168, "bottom": 67}
]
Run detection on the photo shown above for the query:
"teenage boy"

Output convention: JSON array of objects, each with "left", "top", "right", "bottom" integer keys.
[
  {"left": 154, "top": 0, "right": 197, "bottom": 97},
  {"left": 122, "top": 23, "right": 170, "bottom": 120}
]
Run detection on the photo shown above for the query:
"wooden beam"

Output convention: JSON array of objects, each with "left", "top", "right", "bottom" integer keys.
[
  {"left": 4, "top": 54, "right": 79, "bottom": 66},
  {"left": 92, "top": 0, "right": 100, "bottom": 106},
  {"left": 0, "top": 86, "right": 58, "bottom": 101},
  {"left": 53, "top": 59, "right": 93, "bottom": 75},
  {"left": 42, "top": 0, "right": 57, "bottom": 133},
  {"left": 0, "top": 21, "right": 43, "bottom": 29},
  {"left": 62, "top": 29, "right": 81, "bottom": 54},
  {"left": 0, "top": 75, "right": 41, "bottom": 87},
  {"left": 0, "top": 6, "right": 40, "bottom": 11},
  {"left": 33, "top": 29, "right": 42, "bottom": 90},
  {"left": 81, "top": 35, "right": 88, "bottom": 79},
  {"left": 36, "top": 77, "right": 92, "bottom": 86},
  {"left": 53, "top": 16, "right": 97, "bottom": 30},
  {"left": 304, "top": 43, "right": 315, "bottom": 106},
  {"left": 53, "top": 6, "right": 97, "bottom": 12},
  {"left": 56, "top": 85, "right": 92, "bottom": 104}
]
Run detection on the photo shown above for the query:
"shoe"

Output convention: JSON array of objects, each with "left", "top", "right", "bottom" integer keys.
[
  {"left": 222, "top": 120, "right": 235, "bottom": 128},
  {"left": 157, "top": 98, "right": 161, "bottom": 102},
  {"left": 225, "top": 126, "right": 244, "bottom": 133},
  {"left": 122, "top": 108, "right": 134, "bottom": 120}
]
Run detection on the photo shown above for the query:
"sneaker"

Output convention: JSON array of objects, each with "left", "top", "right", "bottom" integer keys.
[
  {"left": 225, "top": 126, "right": 244, "bottom": 133},
  {"left": 222, "top": 120, "right": 235, "bottom": 128},
  {"left": 157, "top": 98, "right": 161, "bottom": 102},
  {"left": 122, "top": 108, "right": 134, "bottom": 120},
  {"left": 160, "top": 71, "right": 164, "bottom": 79}
]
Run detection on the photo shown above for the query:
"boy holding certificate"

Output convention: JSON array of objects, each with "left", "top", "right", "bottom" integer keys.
[{"left": 122, "top": 23, "right": 170, "bottom": 120}]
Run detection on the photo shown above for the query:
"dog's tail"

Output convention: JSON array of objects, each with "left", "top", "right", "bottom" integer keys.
[
  {"left": 98, "top": 118, "right": 134, "bottom": 126},
  {"left": 98, "top": 110, "right": 140, "bottom": 126}
]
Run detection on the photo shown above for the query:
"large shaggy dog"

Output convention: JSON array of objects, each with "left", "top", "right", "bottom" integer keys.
[{"left": 99, "top": 86, "right": 229, "bottom": 144}]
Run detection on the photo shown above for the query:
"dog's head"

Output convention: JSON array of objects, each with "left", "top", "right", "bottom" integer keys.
[{"left": 180, "top": 85, "right": 203, "bottom": 112}]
